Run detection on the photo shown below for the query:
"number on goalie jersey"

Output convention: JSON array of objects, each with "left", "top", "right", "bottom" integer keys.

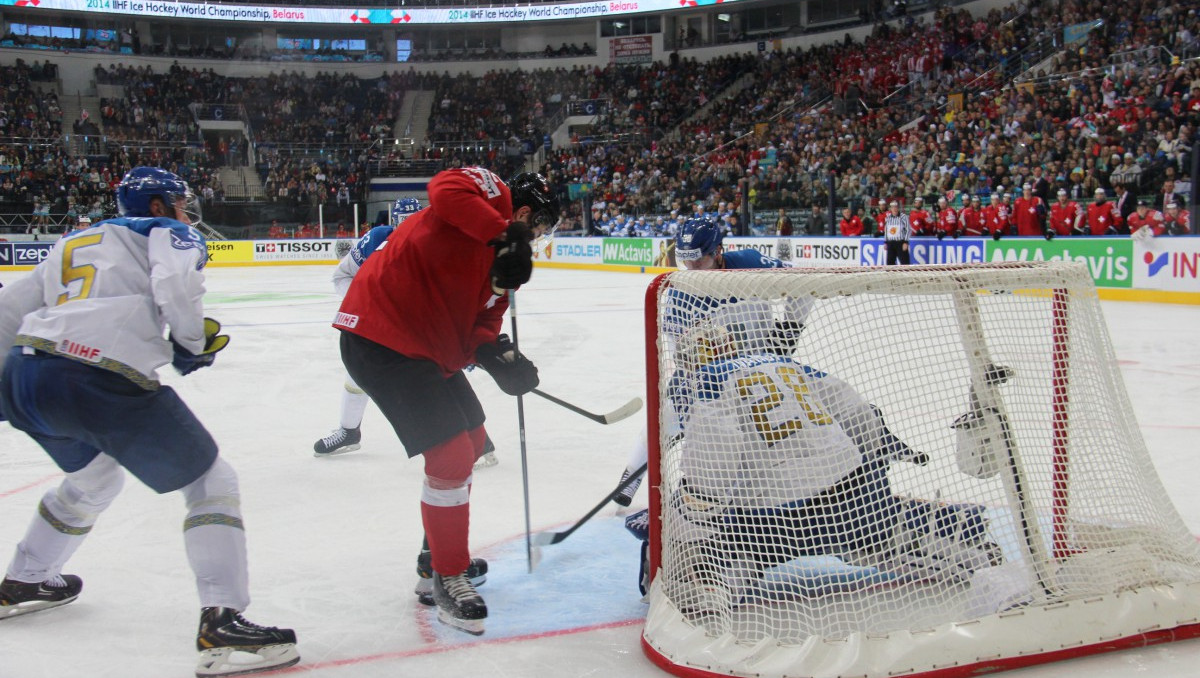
[{"left": 679, "top": 354, "right": 861, "bottom": 509}]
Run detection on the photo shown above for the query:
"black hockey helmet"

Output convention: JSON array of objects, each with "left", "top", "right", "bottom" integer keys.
[{"left": 508, "top": 172, "right": 561, "bottom": 234}]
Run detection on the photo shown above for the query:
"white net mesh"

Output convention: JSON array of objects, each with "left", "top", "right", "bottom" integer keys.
[{"left": 644, "top": 261, "right": 1200, "bottom": 678}]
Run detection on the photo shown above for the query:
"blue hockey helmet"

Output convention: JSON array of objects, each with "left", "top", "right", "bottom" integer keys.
[
  {"left": 508, "top": 172, "right": 561, "bottom": 235},
  {"left": 391, "top": 197, "right": 422, "bottom": 224},
  {"left": 117, "top": 166, "right": 198, "bottom": 222},
  {"left": 675, "top": 217, "right": 724, "bottom": 264}
]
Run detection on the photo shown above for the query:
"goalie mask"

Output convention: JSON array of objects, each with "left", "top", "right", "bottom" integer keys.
[{"left": 676, "top": 319, "right": 738, "bottom": 371}]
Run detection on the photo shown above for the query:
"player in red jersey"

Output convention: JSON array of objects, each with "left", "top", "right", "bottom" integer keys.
[
  {"left": 1048, "top": 189, "right": 1084, "bottom": 237},
  {"left": 1163, "top": 202, "right": 1192, "bottom": 235},
  {"left": 1013, "top": 183, "right": 1047, "bottom": 237},
  {"left": 1127, "top": 200, "right": 1166, "bottom": 238},
  {"left": 982, "top": 193, "right": 1010, "bottom": 239},
  {"left": 1086, "top": 188, "right": 1121, "bottom": 235},
  {"left": 935, "top": 197, "right": 959, "bottom": 238},
  {"left": 908, "top": 196, "right": 934, "bottom": 237},
  {"left": 333, "top": 168, "right": 560, "bottom": 635},
  {"left": 959, "top": 195, "right": 985, "bottom": 236}
]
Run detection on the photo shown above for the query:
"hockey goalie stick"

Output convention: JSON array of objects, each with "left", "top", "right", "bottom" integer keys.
[
  {"left": 531, "top": 388, "right": 643, "bottom": 425},
  {"left": 951, "top": 286, "right": 1055, "bottom": 597},
  {"left": 532, "top": 462, "right": 648, "bottom": 549}
]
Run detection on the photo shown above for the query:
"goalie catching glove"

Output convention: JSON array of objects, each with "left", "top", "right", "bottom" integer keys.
[
  {"left": 475, "top": 333, "right": 539, "bottom": 396},
  {"left": 490, "top": 221, "right": 534, "bottom": 290},
  {"left": 171, "top": 317, "right": 229, "bottom": 376}
]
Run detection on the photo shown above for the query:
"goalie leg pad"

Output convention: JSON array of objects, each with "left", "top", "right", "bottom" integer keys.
[{"left": 889, "top": 499, "right": 1001, "bottom": 584}]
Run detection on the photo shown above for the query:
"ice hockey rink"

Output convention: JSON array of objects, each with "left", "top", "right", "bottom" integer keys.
[{"left": 1, "top": 263, "right": 1198, "bottom": 678}]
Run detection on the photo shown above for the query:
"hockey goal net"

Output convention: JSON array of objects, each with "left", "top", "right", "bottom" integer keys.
[{"left": 642, "top": 261, "right": 1200, "bottom": 678}]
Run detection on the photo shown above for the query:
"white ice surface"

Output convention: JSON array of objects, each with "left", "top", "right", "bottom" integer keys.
[{"left": 1, "top": 265, "right": 1198, "bottom": 678}]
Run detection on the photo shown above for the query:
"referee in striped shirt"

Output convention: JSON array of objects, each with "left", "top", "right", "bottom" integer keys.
[{"left": 883, "top": 200, "right": 911, "bottom": 265}]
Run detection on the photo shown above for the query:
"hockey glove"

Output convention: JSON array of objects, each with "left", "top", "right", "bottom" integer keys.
[
  {"left": 490, "top": 221, "right": 534, "bottom": 290},
  {"left": 769, "top": 320, "right": 805, "bottom": 356},
  {"left": 171, "top": 317, "right": 230, "bottom": 376},
  {"left": 991, "top": 229, "right": 1003, "bottom": 241},
  {"left": 475, "top": 333, "right": 539, "bottom": 396},
  {"left": 1044, "top": 229, "right": 1055, "bottom": 241},
  {"left": 936, "top": 229, "right": 946, "bottom": 240}
]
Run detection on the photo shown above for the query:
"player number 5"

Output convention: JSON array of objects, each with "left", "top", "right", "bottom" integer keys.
[{"left": 57, "top": 233, "right": 105, "bottom": 305}]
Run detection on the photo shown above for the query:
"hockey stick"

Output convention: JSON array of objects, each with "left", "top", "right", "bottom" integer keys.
[
  {"left": 531, "top": 388, "right": 643, "bottom": 425},
  {"left": 507, "top": 290, "right": 537, "bottom": 574},
  {"left": 532, "top": 462, "right": 647, "bottom": 548}
]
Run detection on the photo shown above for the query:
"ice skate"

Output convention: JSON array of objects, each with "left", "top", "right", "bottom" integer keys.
[
  {"left": 0, "top": 574, "right": 83, "bottom": 619},
  {"left": 432, "top": 571, "right": 487, "bottom": 635},
  {"left": 195, "top": 607, "right": 299, "bottom": 677},
  {"left": 313, "top": 426, "right": 360, "bottom": 457},
  {"left": 473, "top": 436, "right": 498, "bottom": 469},
  {"left": 613, "top": 468, "right": 643, "bottom": 507},
  {"left": 414, "top": 550, "right": 488, "bottom": 606}
]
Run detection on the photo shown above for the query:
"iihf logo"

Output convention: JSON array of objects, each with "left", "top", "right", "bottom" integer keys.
[{"left": 1144, "top": 251, "right": 1169, "bottom": 277}]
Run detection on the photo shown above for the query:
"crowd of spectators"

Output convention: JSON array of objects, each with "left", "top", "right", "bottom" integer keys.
[{"left": 531, "top": 0, "right": 1199, "bottom": 237}]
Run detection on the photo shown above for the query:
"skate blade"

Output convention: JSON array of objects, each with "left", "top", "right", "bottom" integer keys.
[
  {"left": 196, "top": 644, "right": 300, "bottom": 677},
  {"left": 313, "top": 444, "right": 360, "bottom": 458},
  {"left": 0, "top": 596, "right": 80, "bottom": 620},
  {"left": 436, "top": 609, "right": 485, "bottom": 636}
]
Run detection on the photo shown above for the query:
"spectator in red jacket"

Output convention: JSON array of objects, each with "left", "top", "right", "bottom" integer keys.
[
  {"left": 1048, "top": 189, "right": 1084, "bottom": 237},
  {"left": 838, "top": 206, "right": 864, "bottom": 237},
  {"left": 1086, "top": 188, "right": 1121, "bottom": 235}
]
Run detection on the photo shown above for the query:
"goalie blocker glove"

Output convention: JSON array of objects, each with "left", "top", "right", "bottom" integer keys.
[
  {"left": 172, "top": 317, "right": 230, "bottom": 376},
  {"left": 490, "top": 221, "right": 534, "bottom": 290},
  {"left": 475, "top": 333, "right": 539, "bottom": 396}
]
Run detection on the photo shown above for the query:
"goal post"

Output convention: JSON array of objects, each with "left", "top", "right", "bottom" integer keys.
[{"left": 641, "top": 261, "right": 1200, "bottom": 678}]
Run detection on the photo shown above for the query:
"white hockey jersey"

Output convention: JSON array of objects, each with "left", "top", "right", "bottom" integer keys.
[
  {"left": 0, "top": 217, "right": 209, "bottom": 389},
  {"left": 679, "top": 354, "right": 864, "bottom": 510}
]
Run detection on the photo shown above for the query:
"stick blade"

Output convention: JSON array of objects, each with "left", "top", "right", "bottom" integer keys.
[
  {"left": 531, "top": 530, "right": 565, "bottom": 547},
  {"left": 602, "top": 397, "right": 644, "bottom": 424}
]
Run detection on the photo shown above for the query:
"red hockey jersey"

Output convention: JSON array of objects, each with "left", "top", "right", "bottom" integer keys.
[{"left": 334, "top": 167, "right": 514, "bottom": 374}]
